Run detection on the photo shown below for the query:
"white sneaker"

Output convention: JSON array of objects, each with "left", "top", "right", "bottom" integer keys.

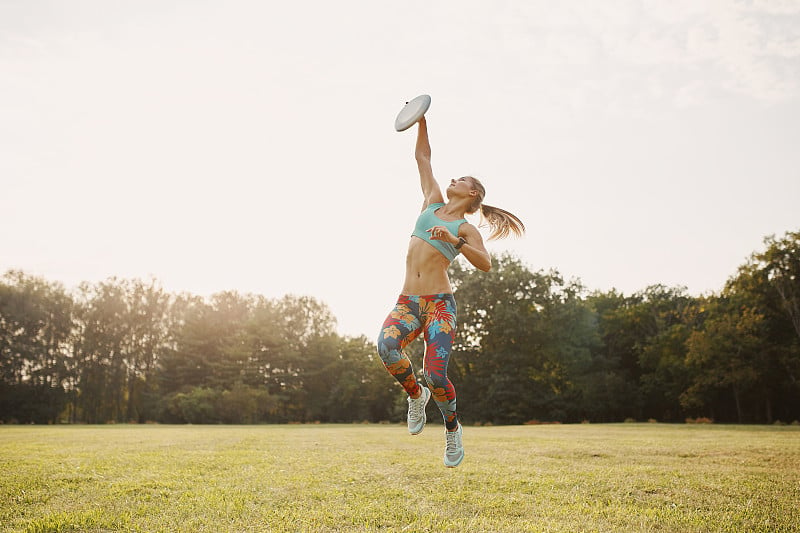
[
  {"left": 407, "top": 386, "right": 431, "bottom": 435},
  {"left": 443, "top": 424, "right": 464, "bottom": 468}
]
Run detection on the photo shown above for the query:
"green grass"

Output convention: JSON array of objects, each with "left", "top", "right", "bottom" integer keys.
[{"left": 1, "top": 423, "right": 798, "bottom": 532}]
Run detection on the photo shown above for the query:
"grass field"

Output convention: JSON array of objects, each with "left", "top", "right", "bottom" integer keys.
[{"left": 1, "top": 423, "right": 798, "bottom": 532}]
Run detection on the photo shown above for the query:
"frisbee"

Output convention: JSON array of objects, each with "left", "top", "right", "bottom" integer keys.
[{"left": 394, "top": 94, "right": 431, "bottom": 132}]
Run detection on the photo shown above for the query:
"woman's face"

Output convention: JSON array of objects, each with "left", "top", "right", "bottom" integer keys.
[{"left": 447, "top": 176, "right": 477, "bottom": 197}]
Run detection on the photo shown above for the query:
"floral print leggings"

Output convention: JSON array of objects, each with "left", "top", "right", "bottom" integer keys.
[{"left": 377, "top": 294, "right": 459, "bottom": 430}]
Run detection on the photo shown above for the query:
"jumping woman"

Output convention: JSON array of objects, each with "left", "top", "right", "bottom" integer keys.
[{"left": 376, "top": 115, "right": 525, "bottom": 467}]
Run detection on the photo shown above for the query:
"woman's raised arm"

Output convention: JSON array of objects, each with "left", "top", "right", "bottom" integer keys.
[{"left": 415, "top": 117, "right": 444, "bottom": 209}]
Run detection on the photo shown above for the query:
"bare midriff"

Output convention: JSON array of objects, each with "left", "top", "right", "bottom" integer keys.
[{"left": 401, "top": 236, "right": 453, "bottom": 295}]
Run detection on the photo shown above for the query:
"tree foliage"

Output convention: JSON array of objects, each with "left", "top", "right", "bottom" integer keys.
[{"left": 1, "top": 229, "right": 799, "bottom": 424}]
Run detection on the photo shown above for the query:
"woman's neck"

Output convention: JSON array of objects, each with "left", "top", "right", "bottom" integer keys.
[{"left": 439, "top": 199, "right": 469, "bottom": 219}]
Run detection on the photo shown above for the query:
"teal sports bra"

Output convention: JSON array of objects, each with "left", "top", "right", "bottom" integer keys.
[{"left": 411, "top": 202, "right": 466, "bottom": 263}]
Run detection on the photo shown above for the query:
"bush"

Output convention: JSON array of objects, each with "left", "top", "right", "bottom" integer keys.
[
  {"left": 161, "top": 385, "right": 276, "bottom": 424},
  {"left": 0, "top": 383, "right": 70, "bottom": 424},
  {"left": 218, "top": 384, "right": 276, "bottom": 424},
  {"left": 174, "top": 388, "right": 220, "bottom": 424},
  {"left": 685, "top": 417, "right": 714, "bottom": 424}
]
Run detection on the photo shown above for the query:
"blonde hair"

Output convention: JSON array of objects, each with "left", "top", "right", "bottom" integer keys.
[{"left": 465, "top": 176, "right": 525, "bottom": 240}]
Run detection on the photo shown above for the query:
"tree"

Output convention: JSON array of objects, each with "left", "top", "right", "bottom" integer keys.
[
  {"left": 582, "top": 290, "right": 638, "bottom": 422},
  {"left": 713, "top": 229, "right": 800, "bottom": 422},
  {"left": 683, "top": 300, "right": 765, "bottom": 422},
  {"left": 157, "top": 292, "right": 343, "bottom": 423},
  {"left": 588, "top": 285, "right": 696, "bottom": 422},
  {"left": 72, "top": 278, "right": 172, "bottom": 423},
  {"left": 4, "top": 228, "right": 800, "bottom": 425},
  {"left": 450, "top": 254, "right": 596, "bottom": 424},
  {"left": 302, "top": 335, "right": 399, "bottom": 423},
  {"left": 751, "top": 231, "right": 800, "bottom": 399},
  {"left": 120, "top": 279, "right": 173, "bottom": 422},
  {"left": 759, "top": 231, "right": 800, "bottom": 341},
  {"left": 0, "top": 271, "right": 74, "bottom": 423}
]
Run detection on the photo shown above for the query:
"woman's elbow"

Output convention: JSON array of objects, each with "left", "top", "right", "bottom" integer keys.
[{"left": 478, "top": 258, "right": 492, "bottom": 272}]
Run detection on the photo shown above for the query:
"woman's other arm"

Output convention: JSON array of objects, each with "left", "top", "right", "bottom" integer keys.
[{"left": 428, "top": 222, "right": 492, "bottom": 272}]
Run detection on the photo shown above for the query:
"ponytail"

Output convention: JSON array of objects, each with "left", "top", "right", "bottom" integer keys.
[
  {"left": 464, "top": 176, "right": 526, "bottom": 241},
  {"left": 479, "top": 203, "right": 526, "bottom": 240}
]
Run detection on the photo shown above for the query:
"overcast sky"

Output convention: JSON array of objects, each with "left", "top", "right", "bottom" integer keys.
[{"left": 2, "top": 0, "right": 799, "bottom": 338}]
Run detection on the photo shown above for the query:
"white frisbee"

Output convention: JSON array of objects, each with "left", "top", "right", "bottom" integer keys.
[{"left": 394, "top": 94, "right": 431, "bottom": 132}]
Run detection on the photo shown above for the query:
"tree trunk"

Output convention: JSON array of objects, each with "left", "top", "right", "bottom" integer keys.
[
  {"left": 765, "top": 396, "right": 772, "bottom": 424},
  {"left": 126, "top": 371, "right": 137, "bottom": 423},
  {"left": 733, "top": 386, "right": 742, "bottom": 423}
]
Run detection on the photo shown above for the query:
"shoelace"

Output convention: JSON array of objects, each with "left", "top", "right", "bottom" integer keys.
[
  {"left": 445, "top": 429, "right": 460, "bottom": 454},
  {"left": 409, "top": 392, "right": 426, "bottom": 419}
]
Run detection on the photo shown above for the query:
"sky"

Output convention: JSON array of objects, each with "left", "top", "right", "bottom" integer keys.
[{"left": 2, "top": 0, "right": 799, "bottom": 338}]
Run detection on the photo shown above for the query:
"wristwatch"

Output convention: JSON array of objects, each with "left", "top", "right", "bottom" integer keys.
[{"left": 455, "top": 237, "right": 467, "bottom": 250}]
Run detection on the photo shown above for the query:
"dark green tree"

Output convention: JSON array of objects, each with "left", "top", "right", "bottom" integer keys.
[
  {"left": 72, "top": 278, "right": 172, "bottom": 423},
  {"left": 450, "top": 254, "right": 597, "bottom": 424},
  {"left": 696, "top": 229, "right": 800, "bottom": 422},
  {"left": 0, "top": 271, "right": 74, "bottom": 423},
  {"left": 589, "top": 285, "right": 696, "bottom": 421},
  {"left": 683, "top": 299, "right": 765, "bottom": 422}
]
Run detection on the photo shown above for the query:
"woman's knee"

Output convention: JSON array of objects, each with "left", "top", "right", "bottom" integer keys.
[
  {"left": 422, "top": 370, "right": 447, "bottom": 390},
  {"left": 376, "top": 334, "right": 400, "bottom": 364}
]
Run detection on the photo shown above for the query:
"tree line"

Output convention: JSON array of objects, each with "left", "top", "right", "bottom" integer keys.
[{"left": 1, "top": 230, "right": 798, "bottom": 425}]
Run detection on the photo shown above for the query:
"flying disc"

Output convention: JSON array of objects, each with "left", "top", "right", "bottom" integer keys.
[{"left": 394, "top": 94, "right": 431, "bottom": 132}]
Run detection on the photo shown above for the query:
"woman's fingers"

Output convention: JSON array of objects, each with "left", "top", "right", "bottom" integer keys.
[{"left": 427, "top": 226, "right": 448, "bottom": 240}]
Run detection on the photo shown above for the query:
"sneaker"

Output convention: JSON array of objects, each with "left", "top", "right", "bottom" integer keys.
[
  {"left": 407, "top": 386, "right": 431, "bottom": 435},
  {"left": 443, "top": 424, "right": 464, "bottom": 468}
]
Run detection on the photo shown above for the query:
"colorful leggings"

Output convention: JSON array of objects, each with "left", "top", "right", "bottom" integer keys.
[{"left": 376, "top": 294, "right": 458, "bottom": 430}]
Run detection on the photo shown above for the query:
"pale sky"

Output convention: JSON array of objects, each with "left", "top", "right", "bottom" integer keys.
[{"left": 2, "top": 0, "right": 799, "bottom": 338}]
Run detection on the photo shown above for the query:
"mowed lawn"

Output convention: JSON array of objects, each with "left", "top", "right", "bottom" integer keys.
[{"left": 1, "top": 423, "right": 798, "bottom": 532}]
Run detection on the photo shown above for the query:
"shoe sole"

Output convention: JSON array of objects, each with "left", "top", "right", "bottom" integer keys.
[{"left": 444, "top": 454, "right": 464, "bottom": 468}]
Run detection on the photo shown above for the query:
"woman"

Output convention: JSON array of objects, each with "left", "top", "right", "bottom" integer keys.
[{"left": 377, "top": 115, "right": 525, "bottom": 467}]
